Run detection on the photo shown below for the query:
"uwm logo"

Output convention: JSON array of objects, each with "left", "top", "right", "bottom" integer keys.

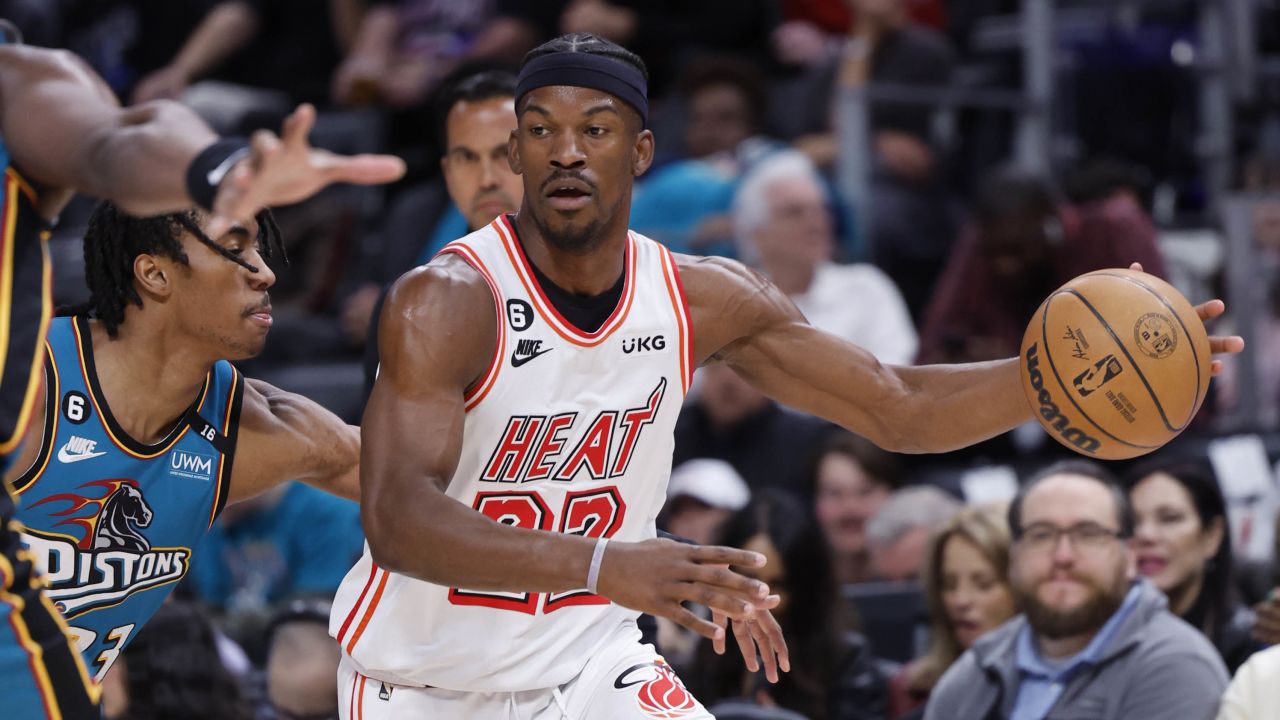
[
  {"left": 480, "top": 378, "right": 667, "bottom": 483},
  {"left": 169, "top": 450, "right": 214, "bottom": 481}
]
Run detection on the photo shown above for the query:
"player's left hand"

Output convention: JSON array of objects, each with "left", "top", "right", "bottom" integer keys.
[
  {"left": 1128, "top": 262, "right": 1244, "bottom": 376},
  {"left": 711, "top": 597, "right": 790, "bottom": 683},
  {"left": 207, "top": 104, "right": 405, "bottom": 238}
]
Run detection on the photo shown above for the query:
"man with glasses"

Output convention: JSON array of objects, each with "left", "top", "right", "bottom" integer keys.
[{"left": 925, "top": 460, "right": 1228, "bottom": 720}]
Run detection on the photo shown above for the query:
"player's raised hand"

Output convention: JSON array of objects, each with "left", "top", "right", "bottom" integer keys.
[
  {"left": 595, "top": 538, "right": 774, "bottom": 643},
  {"left": 1128, "top": 262, "right": 1244, "bottom": 375},
  {"left": 712, "top": 597, "right": 790, "bottom": 683},
  {"left": 207, "top": 103, "right": 405, "bottom": 238}
]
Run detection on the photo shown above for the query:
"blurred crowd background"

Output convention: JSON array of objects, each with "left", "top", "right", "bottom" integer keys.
[{"left": 7, "top": 0, "right": 1280, "bottom": 718}]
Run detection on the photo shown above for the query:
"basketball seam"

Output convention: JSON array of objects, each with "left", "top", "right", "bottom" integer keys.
[
  {"left": 1040, "top": 293, "right": 1159, "bottom": 449},
  {"left": 1064, "top": 288, "right": 1183, "bottom": 433},
  {"left": 1086, "top": 271, "right": 1205, "bottom": 425}
]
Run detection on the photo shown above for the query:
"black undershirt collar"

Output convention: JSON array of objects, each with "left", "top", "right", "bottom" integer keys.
[{"left": 508, "top": 215, "right": 626, "bottom": 334}]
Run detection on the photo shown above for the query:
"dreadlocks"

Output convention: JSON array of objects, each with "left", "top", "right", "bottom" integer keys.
[{"left": 74, "top": 202, "right": 285, "bottom": 337}]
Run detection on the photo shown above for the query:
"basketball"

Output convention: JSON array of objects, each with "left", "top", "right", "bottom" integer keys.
[{"left": 1019, "top": 269, "right": 1211, "bottom": 460}]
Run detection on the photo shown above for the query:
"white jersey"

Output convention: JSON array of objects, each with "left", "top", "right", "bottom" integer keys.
[{"left": 331, "top": 216, "right": 693, "bottom": 692}]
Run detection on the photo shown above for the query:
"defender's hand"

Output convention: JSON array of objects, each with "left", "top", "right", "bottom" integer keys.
[
  {"left": 712, "top": 599, "right": 791, "bottom": 683},
  {"left": 207, "top": 104, "right": 405, "bottom": 238},
  {"left": 595, "top": 538, "right": 772, "bottom": 642}
]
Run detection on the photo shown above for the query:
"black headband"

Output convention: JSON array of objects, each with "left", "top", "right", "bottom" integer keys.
[{"left": 515, "top": 53, "right": 648, "bottom": 128}]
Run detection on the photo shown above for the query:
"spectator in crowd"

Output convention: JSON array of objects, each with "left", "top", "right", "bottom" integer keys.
[
  {"left": 344, "top": 69, "right": 522, "bottom": 353},
  {"left": 688, "top": 491, "right": 890, "bottom": 720},
  {"left": 660, "top": 459, "right": 752, "bottom": 545},
  {"left": 925, "top": 461, "right": 1229, "bottom": 720},
  {"left": 673, "top": 363, "right": 834, "bottom": 493},
  {"left": 630, "top": 55, "right": 779, "bottom": 256},
  {"left": 468, "top": 0, "right": 779, "bottom": 95},
  {"left": 890, "top": 503, "right": 1015, "bottom": 719},
  {"left": 1124, "top": 458, "right": 1258, "bottom": 673},
  {"left": 812, "top": 431, "right": 902, "bottom": 584},
  {"left": 263, "top": 598, "right": 343, "bottom": 720},
  {"left": 733, "top": 151, "right": 919, "bottom": 365},
  {"left": 188, "top": 482, "right": 364, "bottom": 651},
  {"left": 866, "top": 485, "right": 962, "bottom": 583},
  {"left": 780, "top": 0, "right": 957, "bottom": 320},
  {"left": 132, "top": 0, "right": 388, "bottom": 129},
  {"left": 918, "top": 166, "right": 1167, "bottom": 364},
  {"left": 101, "top": 601, "right": 253, "bottom": 720},
  {"left": 331, "top": 0, "right": 497, "bottom": 109},
  {"left": 467, "top": 0, "right": 677, "bottom": 88},
  {"left": 1217, "top": 643, "right": 1280, "bottom": 720}
]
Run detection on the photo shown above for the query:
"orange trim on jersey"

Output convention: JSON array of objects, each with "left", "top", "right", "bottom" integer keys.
[
  {"left": 0, "top": 172, "right": 20, "bottom": 410},
  {"left": 0, "top": 554, "right": 61, "bottom": 720},
  {"left": 345, "top": 568, "right": 389, "bottom": 655},
  {"left": 658, "top": 247, "right": 693, "bottom": 395},
  {"left": 20, "top": 547, "right": 100, "bottom": 706},
  {"left": 207, "top": 370, "right": 240, "bottom": 528},
  {"left": 494, "top": 215, "right": 636, "bottom": 347},
  {"left": 0, "top": 167, "right": 52, "bottom": 453},
  {"left": 356, "top": 673, "right": 367, "bottom": 719},
  {"left": 347, "top": 670, "right": 358, "bottom": 720},
  {"left": 335, "top": 563, "right": 378, "bottom": 645},
  {"left": 14, "top": 341, "right": 58, "bottom": 493},
  {"left": 6, "top": 167, "right": 38, "bottom": 206},
  {"left": 0, "top": 216, "right": 52, "bottom": 455},
  {"left": 437, "top": 242, "right": 506, "bottom": 411},
  {"left": 71, "top": 320, "right": 207, "bottom": 459}
]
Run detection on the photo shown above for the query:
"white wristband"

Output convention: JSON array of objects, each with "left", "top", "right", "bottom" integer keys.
[{"left": 586, "top": 538, "right": 610, "bottom": 594}]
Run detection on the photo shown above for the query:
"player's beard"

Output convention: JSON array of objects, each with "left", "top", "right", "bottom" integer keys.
[
  {"left": 528, "top": 196, "right": 622, "bottom": 256},
  {"left": 1014, "top": 568, "right": 1129, "bottom": 640}
]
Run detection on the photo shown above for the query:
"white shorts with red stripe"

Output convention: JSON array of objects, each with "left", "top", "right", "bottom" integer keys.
[{"left": 338, "top": 623, "right": 712, "bottom": 720}]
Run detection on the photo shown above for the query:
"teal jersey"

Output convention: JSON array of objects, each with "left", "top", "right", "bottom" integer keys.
[{"left": 12, "top": 316, "right": 243, "bottom": 680}]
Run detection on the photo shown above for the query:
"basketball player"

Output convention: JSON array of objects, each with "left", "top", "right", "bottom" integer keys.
[
  {"left": 0, "top": 27, "right": 402, "bottom": 718},
  {"left": 337, "top": 33, "right": 1242, "bottom": 719},
  {"left": 3, "top": 201, "right": 361, "bottom": 688}
]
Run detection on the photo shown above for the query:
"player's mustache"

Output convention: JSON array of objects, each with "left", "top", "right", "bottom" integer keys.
[
  {"left": 242, "top": 295, "right": 272, "bottom": 317},
  {"left": 541, "top": 171, "right": 595, "bottom": 194}
]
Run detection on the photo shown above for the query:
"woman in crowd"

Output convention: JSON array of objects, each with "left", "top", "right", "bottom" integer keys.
[
  {"left": 890, "top": 503, "right": 1016, "bottom": 719},
  {"left": 688, "top": 490, "right": 890, "bottom": 720},
  {"left": 812, "top": 431, "right": 902, "bottom": 585},
  {"left": 1124, "top": 457, "right": 1257, "bottom": 673}
]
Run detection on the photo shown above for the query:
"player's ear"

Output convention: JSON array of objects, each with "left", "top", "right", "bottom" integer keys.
[
  {"left": 632, "top": 129, "right": 654, "bottom": 177},
  {"left": 508, "top": 129, "right": 523, "bottom": 175},
  {"left": 133, "top": 254, "right": 173, "bottom": 300}
]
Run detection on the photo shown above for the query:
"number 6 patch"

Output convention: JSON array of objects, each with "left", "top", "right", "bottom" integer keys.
[{"left": 62, "top": 391, "right": 90, "bottom": 424}]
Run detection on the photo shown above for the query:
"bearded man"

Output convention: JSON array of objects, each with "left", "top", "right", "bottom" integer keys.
[{"left": 925, "top": 461, "right": 1228, "bottom": 720}]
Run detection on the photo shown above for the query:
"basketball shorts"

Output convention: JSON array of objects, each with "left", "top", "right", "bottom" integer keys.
[
  {"left": 339, "top": 622, "right": 714, "bottom": 720},
  {"left": 0, "top": 538, "right": 100, "bottom": 720}
]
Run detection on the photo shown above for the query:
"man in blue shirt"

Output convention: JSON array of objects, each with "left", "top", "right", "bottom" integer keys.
[{"left": 926, "top": 460, "right": 1228, "bottom": 720}]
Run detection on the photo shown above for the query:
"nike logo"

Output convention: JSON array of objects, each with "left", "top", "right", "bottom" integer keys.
[
  {"left": 206, "top": 146, "right": 252, "bottom": 186},
  {"left": 511, "top": 338, "right": 552, "bottom": 367},
  {"left": 57, "top": 436, "right": 107, "bottom": 464}
]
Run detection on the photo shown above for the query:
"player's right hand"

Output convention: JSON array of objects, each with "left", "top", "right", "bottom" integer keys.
[{"left": 595, "top": 538, "right": 776, "bottom": 643}]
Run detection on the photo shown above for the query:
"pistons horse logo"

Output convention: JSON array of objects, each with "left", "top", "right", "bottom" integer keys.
[
  {"left": 29, "top": 478, "right": 154, "bottom": 551},
  {"left": 94, "top": 483, "right": 154, "bottom": 552}
]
